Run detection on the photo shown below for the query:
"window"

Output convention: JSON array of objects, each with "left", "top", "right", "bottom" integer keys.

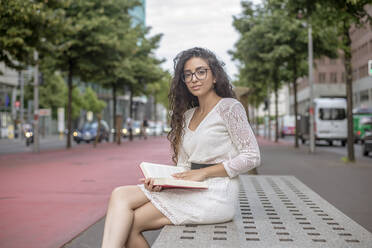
[
  {"left": 342, "top": 72, "right": 346, "bottom": 82},
  {"left": 360, "top": 90, "right": 369, "bottom": 102},
  {"left": 359, "top": 64, "right": 368, "bottom": 78},
  {"left": 318, "top": 73, "right": 326, "bottom": 83},
  {"left": 319, "top": 108, "right": 346, "bottom": 120},
  {"left": 330, "top": 72, "right": 337, "bottom": 83},
  {"left": 330, "top": 59, "right": 337, "bottom": 65}
]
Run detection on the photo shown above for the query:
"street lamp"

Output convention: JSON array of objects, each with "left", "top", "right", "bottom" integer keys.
[
  {"left": 308, "top": 23, "right": 315, "bottom": 153},
  {"left": 298, "top": 10, "right": 315, "bottom": 153},
  {"left": 33, "top": 50, "right": 40, "bottom": 153}
]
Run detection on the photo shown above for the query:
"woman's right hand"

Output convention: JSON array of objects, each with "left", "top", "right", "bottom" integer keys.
[{"left": 140, "top": 178, "right": 163, "bottom": 192}]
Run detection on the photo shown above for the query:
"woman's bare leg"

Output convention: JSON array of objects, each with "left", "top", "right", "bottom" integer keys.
[
  {"left": 126, "top": 201, "right": 172, "bottom": 248},
  {"left": 101, "top": 185, "right": 149, "bottom": 248}
]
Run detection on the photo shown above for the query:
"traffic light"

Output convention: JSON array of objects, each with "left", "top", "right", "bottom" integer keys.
[
  {"left": 369, "top": 60, "right": 372, "bottom": 76},
  {"left": 263, "top": 98, "right": 268, "bottom": 110}
]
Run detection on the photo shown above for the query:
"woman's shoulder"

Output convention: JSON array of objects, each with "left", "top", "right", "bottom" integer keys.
[{"left": 217, "top": 97, "right": 241, "bottom": 112}]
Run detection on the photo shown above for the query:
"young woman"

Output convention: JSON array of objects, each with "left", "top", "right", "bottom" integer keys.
[{"left": 101, "top": 47, "right": 261, "bottom": 248}]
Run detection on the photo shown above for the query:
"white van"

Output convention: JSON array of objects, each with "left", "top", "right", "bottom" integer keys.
[
  {"left": 280, "top": 115, "right": 295, "bottom": 137},
  {"left": 314, "top": 98, "right": 347, "bottom": 146},
  {"left": 299, "top": 98, "right": 347, "bottom": 146}
]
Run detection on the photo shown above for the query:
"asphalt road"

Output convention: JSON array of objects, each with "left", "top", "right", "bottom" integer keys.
[
  {"left": 2, "top": 134, "right": 371, "bottom": 163},
  {"left": 0, "top": 135, "right": 158, "bottom": 155},
  {"left": 280, "top": 135, "right": 372, "bottom": 163}
]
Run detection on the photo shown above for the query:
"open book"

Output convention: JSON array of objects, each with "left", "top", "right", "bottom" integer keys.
[{"left": 139, "top": 162, "right": 208, "bottom": 189}]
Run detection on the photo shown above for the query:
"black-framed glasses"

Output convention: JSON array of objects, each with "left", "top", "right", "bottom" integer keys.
[{"left": 182, "top": 68, "right": 210, "bottom": 83}]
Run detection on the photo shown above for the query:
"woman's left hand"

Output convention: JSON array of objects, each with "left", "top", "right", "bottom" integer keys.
[{"left": 172, "top": 169, "right": 207, "bottom": 182}]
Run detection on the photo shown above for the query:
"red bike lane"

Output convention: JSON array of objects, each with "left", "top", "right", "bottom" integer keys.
[{"left": 0, "top": 137, "right": 173, "bottom": 248}]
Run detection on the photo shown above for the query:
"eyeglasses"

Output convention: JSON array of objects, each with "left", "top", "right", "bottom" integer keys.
[{"left": 182, "top": 68, "right": 210, "bottom": 83}]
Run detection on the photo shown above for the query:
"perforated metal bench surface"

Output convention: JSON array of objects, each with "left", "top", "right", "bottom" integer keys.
[{"left": 152, "top": 175, "right": 372, "bottom": 247}]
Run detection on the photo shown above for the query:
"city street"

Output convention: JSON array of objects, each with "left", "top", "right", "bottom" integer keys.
[
  {"left": 0, "top": 136, "right": 78, "bottom": 155},
  {"left": 2, "top": 1, "right": 372, "bottom": 247},
  {"left": 0, "top": 135, "right": 371, "bottom": 248},
  {"left": 0, "top": 134, "right": 158, "bottom": 155},
  {"left": 281, "top": 135, "right": 372, "bottom": 162}
]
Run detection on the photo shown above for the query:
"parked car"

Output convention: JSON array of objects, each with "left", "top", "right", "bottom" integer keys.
[
  {"left": 361, "top": 117, "right": 372, "bottom": 156},
  {"left": 353, "top": 107, "right": 372, "bottom": 143},
  {"left": 121, "top": 120, "right": 141, "bottom": 138},
  {"left": 73, "top": 120, "right": 110, "bottom": 143},
  {"left": 147, "top": 121, "right": 163, "bottom": 136}
]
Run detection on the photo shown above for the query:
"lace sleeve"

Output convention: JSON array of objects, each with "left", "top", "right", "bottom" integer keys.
[{"left": 221, "top": 101, "right": 261, "bottom": 178}]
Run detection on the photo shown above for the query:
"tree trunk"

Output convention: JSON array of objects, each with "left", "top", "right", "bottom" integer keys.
[
  {"left": 274, "top": 72, "right": 279, "bottom": 143},
  {"left": 112, "top": 83, "right": 117, "bottom": 143},
  {"left": 293, "top": 59, "right": 299, "bottom": 148},
  {"left": 268, "top": 89, "right": 271, "bottom": 140},
  {"left": 343, "top": 20, "right": 355, "bottom": 162},
  {"left": 129, "top": 85, "right": 133, "bottom": 141},
  {"left": 67, "top": 60, "right": 73, "bottom": 149},
  {"left": 153, "top": 93, "right": 157, "bottom": 122},
  {"left": 256, "top": 105, "right": 260, "bottom": 136},
  {"left": 94, "top": 113, "right": 101, "bottom": 147}
]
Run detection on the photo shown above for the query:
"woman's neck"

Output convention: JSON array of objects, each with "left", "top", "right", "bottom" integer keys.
[{"left": 197, "top": 92, "right": 221, "bottom": 114}]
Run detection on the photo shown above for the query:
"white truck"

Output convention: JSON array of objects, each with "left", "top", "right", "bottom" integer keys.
[
  {"left": 299, "top": 98, "right": 347, "bottom": 146},
  {"left": 279, "top": 115, "right": 295, "bottom": 137}
]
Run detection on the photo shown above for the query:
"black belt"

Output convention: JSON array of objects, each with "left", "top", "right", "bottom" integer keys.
[{"left": 191, "top": 162, "right": 216, "bottom": 170}]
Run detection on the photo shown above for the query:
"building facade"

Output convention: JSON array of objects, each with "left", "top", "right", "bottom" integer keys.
[
  {"left": 350, "top": 5, "right": 372, "bottom": 108},
  {"left": 0, "top": 63, "right": 18, "bottom": 138}
]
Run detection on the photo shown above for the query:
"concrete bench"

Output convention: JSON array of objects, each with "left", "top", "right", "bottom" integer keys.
[{"left": 152, "top": 175, "right": 372, "bottom": 247}]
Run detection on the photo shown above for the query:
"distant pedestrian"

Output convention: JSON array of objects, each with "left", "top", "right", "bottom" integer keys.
[
  {"left": 127, "top": 117, "right": 133, "bottom": 141},
  {"left": 141, "top": 119, "right": 149, "bottom": 140},
  {"left": 101, "top": 47, "right": 261, "bottom": 248}
]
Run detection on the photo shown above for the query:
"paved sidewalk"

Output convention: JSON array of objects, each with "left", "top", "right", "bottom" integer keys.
[
  {"left": 0, "top": 135, "right": 74, "bottom": 155},
  {"left": 0, "top": 137, "right": 172, "bottom": 248},
  {"left": 257, "top": 137, "right": 372, "bottom": 232}
]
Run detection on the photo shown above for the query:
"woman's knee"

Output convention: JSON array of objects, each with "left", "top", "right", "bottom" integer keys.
[
  {"left": 131, "top": 203, "right": 172, "bottom": 233},
  {"left": 110, "top": 185, "right": 148, "bottom": 210}
]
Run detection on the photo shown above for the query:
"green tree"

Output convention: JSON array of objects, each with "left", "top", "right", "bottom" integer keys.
[
  {"left": 232, "top": 2, "right": 289, "bottom": 142},
  {"left": 53, "top": 0, "right": 139, "bottom": 148},
  {"left": 232, "top": 0, "right": 338, "bottom": 144},
  {"left": 24, "top": 70, "right": 66, "bottom": 119},
  {"left": 286, "top": 0, "right": 372, "bottom": 161},
  {"left": 146, "top": 70, "right": 171, "bottom": 122},
  {"left": 0, "top": 0, "right": 64, "bottom": 70},
  {"left": 70, "top": 87, "right": 85, "bottom": 122},
  {"left": 125, "top": 31, "right": 163, "bottom": 141}
]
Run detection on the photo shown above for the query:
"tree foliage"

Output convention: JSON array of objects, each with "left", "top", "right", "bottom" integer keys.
[
  {"left": 83, "top": 87, "right": 106, "bottom": 115},
  {"left": 231, "top": 0, "right": 339, "bottom": 143},
  {"left": 0, "top": 0, "right": 64, "bottom": 70},
  {"left": 285, "top": 0, "right": 372, "bottom": 161},
  {"left": 1, "top": 0, "right": 166, "bottom": 148}
]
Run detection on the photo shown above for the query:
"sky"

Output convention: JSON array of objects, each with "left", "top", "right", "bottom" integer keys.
[{"left": 146, "top": 0, "right": 252, "bottom": 80}]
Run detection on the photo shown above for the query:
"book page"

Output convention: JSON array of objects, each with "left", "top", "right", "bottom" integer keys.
[{"left": 140, "top": 162, "right": 186, "bottom": 179}]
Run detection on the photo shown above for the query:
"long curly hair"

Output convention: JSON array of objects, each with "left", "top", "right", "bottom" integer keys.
[{"left": 167, "top": 47, "right": 236, "bottom": 164}]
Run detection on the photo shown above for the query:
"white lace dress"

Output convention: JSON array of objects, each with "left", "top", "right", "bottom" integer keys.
[{"left": 138, "top": 98, "right": 261, "bottom": 225}]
